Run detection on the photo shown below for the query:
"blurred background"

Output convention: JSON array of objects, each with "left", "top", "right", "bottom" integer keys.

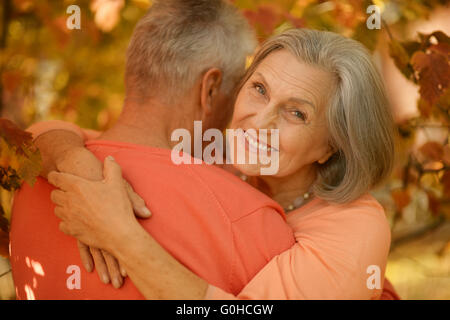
[{"left": 0, "top": 0, "right": 449, "bottom": 300}]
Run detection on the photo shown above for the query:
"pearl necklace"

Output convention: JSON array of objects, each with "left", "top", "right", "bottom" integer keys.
[
  {"left": 240, "top": 174, "right": 312, "bottom": 213},
  {"left": 284, "top": 192, "right": 312, "bottom": 213}
]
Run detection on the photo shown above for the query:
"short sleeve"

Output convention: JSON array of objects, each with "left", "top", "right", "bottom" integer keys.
[
  {"left": 228, "top": 206, "right": 295, "bottom": 294},
  {"left": 207, "top": 204, "right": 391, "bottom": 300}
]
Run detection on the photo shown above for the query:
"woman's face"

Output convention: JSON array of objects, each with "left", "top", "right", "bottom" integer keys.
[{"left": 229, "top": 49, "right": 336, "bottom": 178}]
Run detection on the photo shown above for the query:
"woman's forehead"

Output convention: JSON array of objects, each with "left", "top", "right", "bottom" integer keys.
[{"left": 253, "top": 50, "right": 335, "bottom": 107}]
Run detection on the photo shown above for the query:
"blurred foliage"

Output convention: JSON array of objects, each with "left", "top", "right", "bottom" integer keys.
[
  {"left": 0, "top": 0, "right": 449, "bottom": 261},
  {"left": 0, "top": 118, "right": 40, "bottom": 256}
]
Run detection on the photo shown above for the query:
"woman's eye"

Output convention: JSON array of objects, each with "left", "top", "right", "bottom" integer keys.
[
  {"left": 253, "top": 83, "right": 266, "bottom": 96},
  {"left": 292, "top": 110, "right": 307, "bottom": 121}
]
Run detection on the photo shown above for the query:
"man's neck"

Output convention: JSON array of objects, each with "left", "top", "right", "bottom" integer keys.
[
  {"left": 98, "top": 99, "right": 189, "bottom": 150},
  {"left": 99, "top": 121, "right": 172, "bottom": 149}
]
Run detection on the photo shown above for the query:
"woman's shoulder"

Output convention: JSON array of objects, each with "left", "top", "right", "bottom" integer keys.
[
  {"left": 310, "top": 193, "right": 386, "bottom": 219},
  {"left": 293, "top": 193, "right": 390, "bottom": 242},
  {"left": 284, "top": 194, "right": 391, "bottom": 300},
  {"left": 348, "top": 193, "right": 385, "bottom": 211},
  {"left": 338, "top": 193, "right": 390, "bottom": 238}
]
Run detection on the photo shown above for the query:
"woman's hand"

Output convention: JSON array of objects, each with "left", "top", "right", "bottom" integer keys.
[
  {"left": 34, "top": 128, "right": 151, "bottom": 288},
  {"left": 50, "top": 156, "right": 209, "bottom": 300},
  {"left": 50, "top": 143, "right": 151, "bottom": 288},
  {"left": 48, "top": 156, "right": 144, "bottom": 258}
]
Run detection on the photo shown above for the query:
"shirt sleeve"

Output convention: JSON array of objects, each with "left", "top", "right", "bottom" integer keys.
[
  {"left": 228, "top": 206, "right": 295, "bottom": 295},
  {"left": 27, "top": 120, "right": 101, "bottom": 141},
  {"left": 206, "top": 205, "right": 391, "bottom": 300}
]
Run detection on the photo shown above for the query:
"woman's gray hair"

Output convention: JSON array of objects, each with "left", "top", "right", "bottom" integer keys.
[
  {"left": 241, "top": 29, "right": 396, "bottom": 203},
  {"left": 125, "top": 0, "right": 256, "bottom": 103}
]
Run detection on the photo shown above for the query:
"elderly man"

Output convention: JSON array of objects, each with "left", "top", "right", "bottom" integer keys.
[{"left": 9, "top": 0, "right": 294, "bottom": 299}]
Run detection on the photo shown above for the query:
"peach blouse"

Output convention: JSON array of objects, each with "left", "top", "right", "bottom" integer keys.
[{"left": 205, "top": 194, "right": 391, "bottom": 299}]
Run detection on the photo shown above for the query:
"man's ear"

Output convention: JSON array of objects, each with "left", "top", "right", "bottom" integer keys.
[{"left": 200, "top": 68, "right": 223, "bottom": 116}]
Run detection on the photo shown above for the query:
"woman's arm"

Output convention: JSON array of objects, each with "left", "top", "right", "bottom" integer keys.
[
  {"left": 27, "top": 120, "right": 101, "bottom": 179},
  {"left": 112, "top": 217, "right": 208, "bottom": 299},
  {"left": 27, "top": 120, "right": 150, "bottom": 288},
  {"left": 119, "top": 205, "right": 392, "bottom": 300},
  {"left": 29, "top": 121, "right": 149, "bottom": 215},
  {"left": 48, "top": 156, "right": 393, "bottom": 300},
  {"left": 48, "top": 157, "right": 208, "bottom": 299}
]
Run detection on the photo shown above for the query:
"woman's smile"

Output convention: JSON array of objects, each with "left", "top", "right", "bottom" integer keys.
[{"left": 243, "top": 129, "right": 278, "bottom": 155}]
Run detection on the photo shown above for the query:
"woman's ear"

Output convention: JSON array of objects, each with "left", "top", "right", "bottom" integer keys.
[
  {"left": 318, "top": 143, "right": 336, "bottom": 164},
  {"left": 200, "top": 68, "right": 223, "bottom": 116}
]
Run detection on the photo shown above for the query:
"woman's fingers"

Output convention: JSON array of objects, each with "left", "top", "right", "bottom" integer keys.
[
  {"left": 103, "top": 156, "right": 123, "bottom": 185},
  {"left": 48, "top": 171, "right": 87, "bottom": 192},
  {"left": 124, "top": 180, "right": 151, "bottom": 218},
  {"left": 119, "top": 261, "right": 127, "bottom": 278},
  {"left": 102, "top": 251, "right": 124, "bottom": 289},
  {"left": 50, "top": 190, "right": 66, "bottom": 207},
  {"left": 54, "top": 206, "right": 66, "bottom": 220},
  {"left": 89, "top": 247, "right": 124, "bottom": 289},
  {"left": 89, "top": 247, "right": 110, "bottom": 285},
  {"left": 104, "top": 156, "right": 151, "bottom": 218},
  {"left": 77, "top": 241, "right": 94, "bottom": 273}
]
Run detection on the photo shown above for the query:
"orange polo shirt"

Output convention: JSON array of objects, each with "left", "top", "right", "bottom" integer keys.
[{"left": 9, "top": 140, "right": 294, "bottom": 299}]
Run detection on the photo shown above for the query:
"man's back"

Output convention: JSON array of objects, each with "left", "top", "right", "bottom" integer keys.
[{"left": 10, "top": 140, "right": 294, "bottom": 299}]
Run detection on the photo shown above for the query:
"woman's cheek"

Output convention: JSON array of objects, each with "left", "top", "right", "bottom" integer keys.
[{"left": 277, "top": 130, "right": 309, "bottom": 170}]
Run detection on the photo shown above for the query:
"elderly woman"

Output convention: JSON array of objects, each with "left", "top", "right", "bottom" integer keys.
[{"left": 37, "top": 28, "right": 396, "bottom": 299}]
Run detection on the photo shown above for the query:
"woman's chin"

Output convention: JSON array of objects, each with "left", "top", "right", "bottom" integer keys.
[{"left": 232, "top": 162, "right": 267, "bottom": 177}]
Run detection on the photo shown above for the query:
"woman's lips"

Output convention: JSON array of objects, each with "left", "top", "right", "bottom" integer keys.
[{"left": 243, "top": 130, "right": 278, "bottom": 154}]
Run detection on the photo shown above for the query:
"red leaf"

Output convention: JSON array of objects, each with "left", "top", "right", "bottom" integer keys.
[
  {"left": 391, "top": 189, "right": 411, "bottom": 211},
  {"left": 426, "top": 191, "right": 441, "bottom": 216},
  {"left": 0, "top": 118, "right": 42, "bottom": 188},
  {"left": 442, "top": 171, "right": 450, "bottom": 198},
  {"left": 443, "top": 145, "right": 450, "bottom": 165},
  {"left": 243, "top": 5, "right": 281, "bottom": 37},
  {"left": 419, "top": 141, "right": 444, "bottom": 161},
  {"left": 411, "top": 48, "right": 450, "bottom": 106},
  {"left": 0, "top": 118, "right": 33, "bottom": 156},
  {"left": 430, "top": 43, "right": 450, "bottom": 56},
  {"left": 417, "top": 99, "right": 432, "bottom": 118},
  {"left": 1, "top": 71, "right": 22, "bottom": 93}
]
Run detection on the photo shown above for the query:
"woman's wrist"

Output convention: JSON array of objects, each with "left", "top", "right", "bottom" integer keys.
[
  {"left": 107, "top": 217, "right": 146, "bottom": 258},
  {"left": 110, "top": 220, "right": 209, "bottom": 299},
  {"left": 34, "top": 130, "right": 85, "bottom": 178}
]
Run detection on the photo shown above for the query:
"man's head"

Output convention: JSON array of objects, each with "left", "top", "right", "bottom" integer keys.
[{"left": 124, "top": 0, "right": 256, "bottom": 131}]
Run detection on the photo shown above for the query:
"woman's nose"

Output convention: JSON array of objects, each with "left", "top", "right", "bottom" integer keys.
[{"left": 253, "top": 104, "right": 278, "bottom": 130}]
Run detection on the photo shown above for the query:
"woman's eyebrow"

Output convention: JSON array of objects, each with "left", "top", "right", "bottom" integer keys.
[
  {"left": 254, "top": 72, "right": 269, "bottom": 86},
  {"left": 254, "top": 71, "right": 316, "bottom": 111},
  {"left": 288, "top": 97, "right": 316, "bottom": 111}
]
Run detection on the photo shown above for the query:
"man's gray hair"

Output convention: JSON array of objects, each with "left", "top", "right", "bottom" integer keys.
[{"left": 125, "top": 0, "right": 256, "bottom": 102}]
